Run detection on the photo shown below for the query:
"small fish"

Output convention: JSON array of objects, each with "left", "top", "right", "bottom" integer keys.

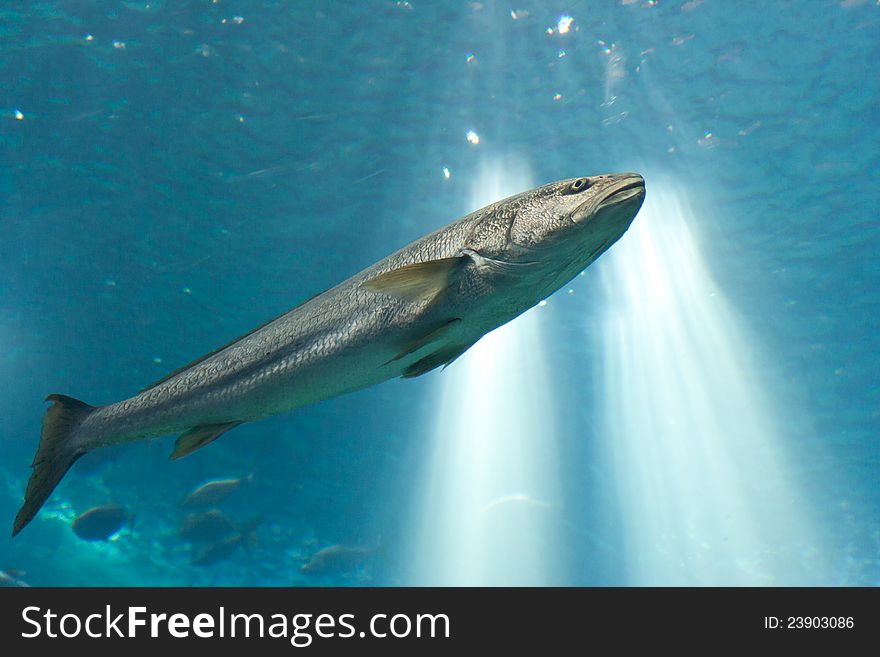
[
  {"left": 300, "top": 544, "right": 374, "bottom": 576},
  {"left": 0, "top": 569, "right": 30, "bottom": 587},
  {"left": 72, "top": 504, "right": 131, "bottom": 541},
  {"left": 178, "top": 509, "right": 237, "bottom": 544},
  {"left": 181, "top": 474, "right": 253, "bottom": 508},
  {"left": 13, "top": 173, "right": 645, "bottom": 536},
  {"left": 190, "top": 519, "right": 259, "bottom": 566},
  {"left": 191, "top": 536, "right": 242, "bottom": 566}
]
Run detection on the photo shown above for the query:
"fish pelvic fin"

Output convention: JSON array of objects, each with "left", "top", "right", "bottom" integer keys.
[
  {"left": 169, "top": 421, "right": 242, "bottom": 460},
  {"left": 363, "top": 256, "right": 468, "bottom": 304},
  {"left": 401, "top": 342, "right": 474, "bottom": 378},
  {"left": 13, "top": 394, "right": 94, "bottom": 537},
  {"left": 387, "top": 318, "right": 462, "bottom": 364}
]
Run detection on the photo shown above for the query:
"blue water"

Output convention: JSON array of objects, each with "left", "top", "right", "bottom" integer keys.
[{"left": 1, "top": 1, "right": 877, "bottom": 586}]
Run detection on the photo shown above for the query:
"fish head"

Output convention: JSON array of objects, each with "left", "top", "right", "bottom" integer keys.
[{"left": 508, "top": 173, "right": 645, "bottom": 262}]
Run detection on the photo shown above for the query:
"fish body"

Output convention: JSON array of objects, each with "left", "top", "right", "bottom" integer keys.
[
  {"left": 179, "top": 509, "right": 237, "bottom": 543},
  {"left": 182, "top": 475, "right": 252, "bottom": 508},
  {"left": 190, "top": 518, "right": 259, "bottom": 566},
  {"left": 71, "top": 504, "right": 129, "bottom": 541},
  {"left": 191, "top": 535, "right": 243, "bottom": 566},
  {"left": 300, "top": 544, "right": 374, "bottom": 576},
  {"left": 13, "top": 173, "right": 645, "bottom": 536}
]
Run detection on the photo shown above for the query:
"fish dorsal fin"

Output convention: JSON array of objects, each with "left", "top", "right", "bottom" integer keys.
[
  {"left": 170, "top": 421, "right": 242, "bottom": 460},
  {"left": 402, "top": 342, "right": 474, "bottom": 378},
  {"left": 140, "top": 312, "right": 294, "bottom": 393},
  {"left": 363, "top": 256, "right": 467, "bottom": 304},
  {"left": 388, "top": 318, "right": 462, "bottom": 364},
  {"left": 140, "top": 288, "right": 332, "bottom": 394}
]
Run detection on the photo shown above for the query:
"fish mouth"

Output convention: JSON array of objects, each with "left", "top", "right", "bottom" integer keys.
[
  {"left": 571, "top": 173, "right": 646, "bottom": 224},
  {"left": 597, "top": 174, "right": 646, "bottom": 211}
]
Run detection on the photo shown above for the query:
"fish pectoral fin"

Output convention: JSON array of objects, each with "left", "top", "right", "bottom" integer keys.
[
  {"left": 363, "top": 256, "right": 467, "bottom": 304},
  {"left": 402, "top": 342, "right": 474, "bottom": 378},
  {"left": 387, "top": 318, "right": 462, "bottom": 364},
  {"left": 170, "top": 421, "right": 242, "bottom": 461}
]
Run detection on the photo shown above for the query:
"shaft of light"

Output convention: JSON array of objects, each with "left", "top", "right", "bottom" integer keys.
[
  {"left": 598, "top": 180, "right": 828, "bottom": 585},
  {"left": 406, "top": 159, "right": 563, "bottom": 586}
]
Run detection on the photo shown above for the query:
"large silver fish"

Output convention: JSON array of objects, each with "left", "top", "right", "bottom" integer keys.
[{"left": 13, "top": 173, "right": 645, "bottom": 536}]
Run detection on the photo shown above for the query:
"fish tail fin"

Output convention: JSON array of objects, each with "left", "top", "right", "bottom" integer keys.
[{"left": 12, "top": 394, "right": 94, "bottom": 537}]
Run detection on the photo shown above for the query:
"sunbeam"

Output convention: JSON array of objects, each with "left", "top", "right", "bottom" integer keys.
[
  {"left": 406, "top": 159, "right": 564, "bottom": 586},
  {"left": 598, "top": 179, "right": 829, "bottom": 585}
]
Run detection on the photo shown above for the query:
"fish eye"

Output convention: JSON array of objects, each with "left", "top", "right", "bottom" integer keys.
[{"left": 565, "top": 178, "right": 591, "bottom": 194}]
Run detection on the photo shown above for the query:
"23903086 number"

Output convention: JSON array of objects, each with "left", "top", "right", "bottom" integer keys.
[{"left": 787, "top": 617, "right": 854, "bottom": 629}]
